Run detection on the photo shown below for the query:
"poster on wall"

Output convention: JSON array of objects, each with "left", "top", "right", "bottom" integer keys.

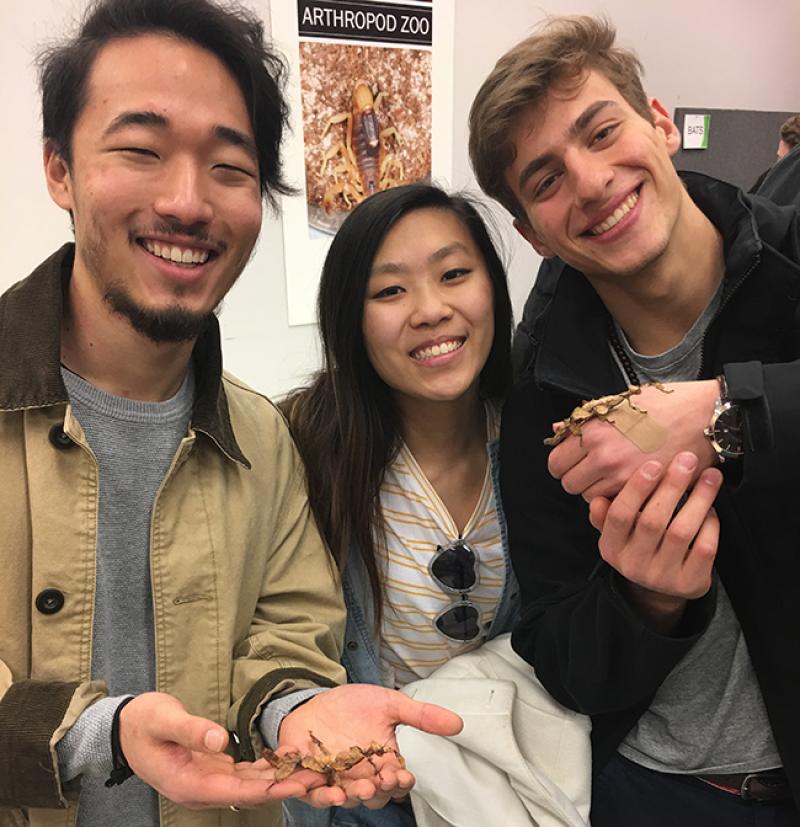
[
  {"left": 683, "top": 113, "right": 710, "bottom": 150},
  {"left": 271, "top": 0, "right": 455, "bottom": 325}
]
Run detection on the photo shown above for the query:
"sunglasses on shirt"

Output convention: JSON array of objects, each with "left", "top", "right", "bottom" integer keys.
[{"left": 429, "top": 540, "right": 481, "bottom": 643}]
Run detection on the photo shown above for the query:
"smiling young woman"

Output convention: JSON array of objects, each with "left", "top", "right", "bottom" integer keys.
[{"left": 281, "top": 183, "right": 516, "bottom": 827}]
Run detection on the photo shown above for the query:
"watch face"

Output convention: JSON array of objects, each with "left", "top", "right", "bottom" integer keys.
[{"left": 714, "top": 405, "right": 743, "bottom": 456}]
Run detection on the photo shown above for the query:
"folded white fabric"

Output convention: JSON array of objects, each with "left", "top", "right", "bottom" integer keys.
[{"left": 397, "top": 634, "right": 591, "bottom": 827}]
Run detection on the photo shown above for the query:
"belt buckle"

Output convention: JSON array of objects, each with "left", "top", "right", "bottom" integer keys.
[
  {"left": 740, "top": 771, "right": 788, "bottom": 802},
  {"left": 740, "top": 773, "right": 759, "bottom": 801}
]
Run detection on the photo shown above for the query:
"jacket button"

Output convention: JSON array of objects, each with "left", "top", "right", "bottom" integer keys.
[
  {"left": 49, "top": 424, "right": 74, "bottom": 450},
  {"left": 346, "top": 641, "right": 359, "bottom": 651},
  {"left": 35, "top": 589, "right": 65, "bottom": 615}
]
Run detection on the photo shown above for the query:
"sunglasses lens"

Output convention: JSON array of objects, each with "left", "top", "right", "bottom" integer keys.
[
  {"left": 435, "top": 603, "right": 481, "bottom": 642},
  {"left": 431, "top": 543, "right": 477, "bottom": 591}
]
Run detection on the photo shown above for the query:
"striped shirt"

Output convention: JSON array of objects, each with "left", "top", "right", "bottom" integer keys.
[{"left": 378, "top": 403, "right": 506, "bottom": 687}]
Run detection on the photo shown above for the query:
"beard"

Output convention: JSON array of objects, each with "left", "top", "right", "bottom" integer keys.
[
  {"left": 104, "top": 285, "right": 213, "bottom": 343},
  {"left": 76, "top": 214, "right": 224, "bottom": 344}
]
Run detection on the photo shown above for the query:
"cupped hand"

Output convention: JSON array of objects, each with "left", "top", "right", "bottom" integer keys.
[
  {"left": 119, "top": 692, "right": 309, "bottom": 810},
  {"left": 277, "top": 683, "right": 462, "bottom": 810},
  {"left": 588, "top": 452, "right": 722, "bottom": 632}
]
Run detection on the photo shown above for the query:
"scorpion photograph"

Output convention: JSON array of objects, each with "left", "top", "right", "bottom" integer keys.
[{"left": 299, "top": 41, "right": 432, "bottom": 234}]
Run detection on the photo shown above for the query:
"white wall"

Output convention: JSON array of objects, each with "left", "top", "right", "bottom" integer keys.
[{"left": 2, "top": 1, "right": 799, "bottom": 397}]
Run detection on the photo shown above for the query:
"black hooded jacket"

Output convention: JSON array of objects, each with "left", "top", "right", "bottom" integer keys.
[{"left": 502, "top": 172, "right": 800, "bottom": 803}]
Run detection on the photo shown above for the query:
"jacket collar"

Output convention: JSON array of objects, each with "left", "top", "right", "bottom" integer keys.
[
  {"left": 0, "top": 243, "right": 249, "bottom": 468},
  {"left": 533, "top": 172, "right": 766, "bottom": 399}
]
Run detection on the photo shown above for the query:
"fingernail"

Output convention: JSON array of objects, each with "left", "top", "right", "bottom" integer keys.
[
  {"left": 204, "top": 728, "right": 225, "bottom": 752},
  {"left": 641, "top": 461, "right": 662, "bottom": 480},
  {"left": 676, "top": 452, "right": 698, "bottom": 472}
]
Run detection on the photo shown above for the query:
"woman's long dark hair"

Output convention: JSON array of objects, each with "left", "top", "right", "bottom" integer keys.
[{"left": 281, "top": 184, "right": 513, "bottom": 617}]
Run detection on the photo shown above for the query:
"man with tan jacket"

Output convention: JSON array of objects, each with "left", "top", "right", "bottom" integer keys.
[{"left": 0, "top": 1, "right": 460, "bottom": 825}]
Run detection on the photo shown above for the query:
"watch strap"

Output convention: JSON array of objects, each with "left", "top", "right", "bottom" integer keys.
[{"left": 706, "top": 376, "right": 743, "bottom": 461}]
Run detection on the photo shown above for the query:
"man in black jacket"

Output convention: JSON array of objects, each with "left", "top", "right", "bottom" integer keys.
[{"left": 469, "top": 15, "right": 800, "bottom": 826}]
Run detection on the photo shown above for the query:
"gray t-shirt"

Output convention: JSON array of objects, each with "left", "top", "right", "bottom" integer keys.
[
  {"left": 59, "top": 366, "right": 194, "bottom": 826},
  {"left": 611, "top": 287, "right": 782, "bottom": 774},
  {"left": 55, "top": 366, "right": 323, "bottom": 826}
]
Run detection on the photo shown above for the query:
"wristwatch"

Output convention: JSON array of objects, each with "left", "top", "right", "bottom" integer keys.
[{"left": 703, "top": 375, "right": 744, "bottom": 462}]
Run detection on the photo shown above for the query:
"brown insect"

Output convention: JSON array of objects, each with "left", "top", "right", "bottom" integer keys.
[
  {"left": 319, "top": 81, "right": 405, "bottom": 212},
  {"left": 262, "top": 731, "right": 405, "bottom": 787},
  {"left": 544, "top": 383, "right": 673, "bottom": 446}
]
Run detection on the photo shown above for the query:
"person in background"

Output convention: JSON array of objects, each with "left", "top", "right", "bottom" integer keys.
[
  {"left": 750, "top": 114, "right": 800, "bottom": 207},
  {"left": 0, "top": 2, "right": 461, "bottom": 825},
  {"left": 776, "top": 115, "right": 800, "bottom": 163}
]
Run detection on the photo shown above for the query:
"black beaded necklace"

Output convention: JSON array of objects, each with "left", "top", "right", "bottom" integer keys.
[{"left": 606, "top": 316, "right": 639, "bottom": 386}]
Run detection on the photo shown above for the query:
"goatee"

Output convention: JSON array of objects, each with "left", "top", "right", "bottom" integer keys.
[{"left": 105, "top": 287, "right": 212, "bottom": 343}]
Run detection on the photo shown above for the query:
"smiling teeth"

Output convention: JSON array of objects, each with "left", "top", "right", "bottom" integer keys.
[
  {"left": 143, "top": 240, "right": 210, "bottom": 265},
  {"left": 590, "top": 191, "right": 639, "bottom": 235},
  {"left": 412, "top": 339, "right": 463, "bottom": 361}
]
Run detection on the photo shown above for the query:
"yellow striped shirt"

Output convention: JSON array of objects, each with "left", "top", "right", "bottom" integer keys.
[{"left": 378, "top": 403, "right": 506, "bottom": 687}]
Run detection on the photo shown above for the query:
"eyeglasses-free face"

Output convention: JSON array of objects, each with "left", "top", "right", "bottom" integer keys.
[
  {"left": 506, "top": 70, "right": 683, "bottom": 284},
  {"left": 429, "top": 540, "right": 481, "bottom": 642},
  {"left": 44, "top": 34, "right": 263, "bottom": 345},
  {"left": 362, "top": 208, "right": 495, "bottom": 410}
]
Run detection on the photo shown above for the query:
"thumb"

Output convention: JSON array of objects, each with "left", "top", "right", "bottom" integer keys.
[
  {"left": 390, "top": 693, "right": 463, "bottom": 737},
  {"left": 149, "top": 696, "right": 228, "bottom": 754}
]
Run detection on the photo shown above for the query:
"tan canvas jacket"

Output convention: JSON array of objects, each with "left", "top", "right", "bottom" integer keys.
[{"left": 0, "top": 245, "right": 346, "bottom": 827}]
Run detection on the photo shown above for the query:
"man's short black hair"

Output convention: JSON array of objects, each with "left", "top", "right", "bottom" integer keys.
[{"left": 38, "top": 0, "right": 294, "bottom": 208}]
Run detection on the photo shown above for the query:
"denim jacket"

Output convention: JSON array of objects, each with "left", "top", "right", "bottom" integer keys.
[{"left": 285, "top": 438, "right": 519, "bottom": 827}]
